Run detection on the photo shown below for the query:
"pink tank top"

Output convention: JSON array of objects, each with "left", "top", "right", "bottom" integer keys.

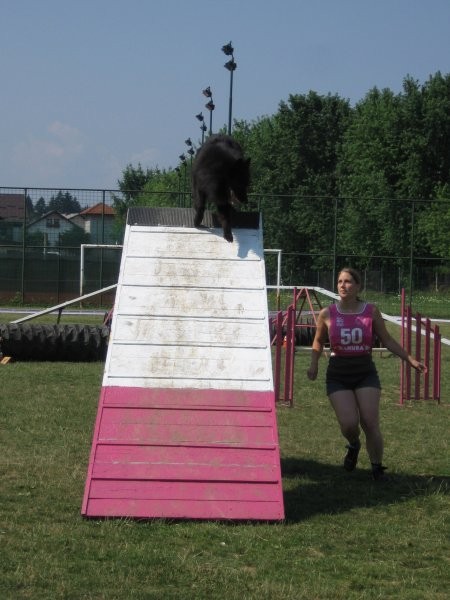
[{"left": 329, "top": 303, "right": 375, "bottom": 356}]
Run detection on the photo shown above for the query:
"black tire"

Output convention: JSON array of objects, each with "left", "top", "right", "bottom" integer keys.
[
  {"left": 0, "top": 323, "right": 109, "bottom": 361},
  {"left": 295, "top": 326, "right": 316, "bottom": 346}
]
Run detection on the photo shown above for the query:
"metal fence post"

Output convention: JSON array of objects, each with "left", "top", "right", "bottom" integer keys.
[
  {"left": 408, "top": 199, "right": 415, "bottom": 305},
  {"left": 21, "top": 188, "right": 27, "bottom": 304},
  {"left": 332, "top": 197, "right": 338, "bottom": 285}
]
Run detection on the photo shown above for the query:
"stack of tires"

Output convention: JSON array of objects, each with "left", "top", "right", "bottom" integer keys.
[
  {"left": 269, "top": 314, "right": 317, "bottom": 346},
  {"left": 0, "top": 323, "right": 110, "bottom": 362}
]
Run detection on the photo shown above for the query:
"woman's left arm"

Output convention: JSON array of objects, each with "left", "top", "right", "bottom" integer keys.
[{"left": 372, "top": 306, "right": 428, "bottom": 373}]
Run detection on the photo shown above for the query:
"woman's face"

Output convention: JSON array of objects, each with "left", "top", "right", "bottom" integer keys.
[{"left": 337, "top": 271, "right": 360, "bottom": 299}]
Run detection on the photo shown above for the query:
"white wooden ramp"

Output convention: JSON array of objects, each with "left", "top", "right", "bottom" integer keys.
[{"left": 82, "top": 207, "right": 284, "bottom": 521}]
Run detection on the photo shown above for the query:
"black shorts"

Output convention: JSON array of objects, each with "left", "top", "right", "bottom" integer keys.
[{"left": 326, "top": 354, "right": 381, "bottom": 395}]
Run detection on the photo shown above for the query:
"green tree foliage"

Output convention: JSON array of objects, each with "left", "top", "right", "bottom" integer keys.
[
  {"left": 24, "top": 230, "right": 45, "bottom": 246},
  {"left": 25, "top": 194, "right": 34, "bottom": 220},
  {"left": 235, "top": 92, "right": 351, "bottom": 274},
  {"left": 59, "top": 226, "right": 91, "bottom": 247},
  {"left": 48, "top": 191, "right": 82, "bottom": 214},
  {"left": 140, "top": 167, "right": 184, "bottom": 208},
  {"left": 337, "top": 73, "right": 450, "bottom": 269},
  {"left": 34, "top": 197, "right": 47, "bottom": 218},
  {"left": 336, "top": 86, "right": 407, "bottom": 268},
  {"left": 32, "top": 192, "right": 81, "bottom": 218},
  {"left": 113, "top": 163, "right": 159, "bottom": 221},
  {"left": 114, "top": 159, "right": 195, "bottom": 222},
  {"left": 417, "top": 183, "right": 450, "bottom": 258},
  {"left": 114, "top": 71, "right": 450, "bottom": 278},
  {"left": 420, "top": 72, "right": 450, "bottom": 193},
  {"left": 281, "top": 93, "right": 351, "bottom": 272}
]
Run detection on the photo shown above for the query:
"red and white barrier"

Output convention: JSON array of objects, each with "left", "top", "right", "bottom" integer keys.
[{"left": 400, "top": 288, "right": 441, "bottom": 404}]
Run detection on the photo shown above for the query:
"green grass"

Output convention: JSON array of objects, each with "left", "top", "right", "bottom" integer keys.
[
  {"left": 1, "top": 348, "right": 449, "bottom": 599},
  {"left": 0, "top": 311, "right": 106, "bottom": 327}
]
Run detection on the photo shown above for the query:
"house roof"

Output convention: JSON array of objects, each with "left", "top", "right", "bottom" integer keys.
[
  {"left": 0, "top": 193, "right": 26, "bottom": 221},
  {"left": 79, "top": 202, "right": 115, "bottom": 216},
  {"left": 27, "top": 210, "right": 81, "bottom": 228}
]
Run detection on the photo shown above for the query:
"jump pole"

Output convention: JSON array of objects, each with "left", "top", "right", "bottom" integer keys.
[
  {"left": 399, "top": 288, "right": 441, "bottom": 404},
  {"left": 272, "top": 307, "right": 295, "bottom": 406}
]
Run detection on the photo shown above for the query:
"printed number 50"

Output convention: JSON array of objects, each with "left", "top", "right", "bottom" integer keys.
[{"left": 341, "top": 327, "right": 363, "bottom": 345}]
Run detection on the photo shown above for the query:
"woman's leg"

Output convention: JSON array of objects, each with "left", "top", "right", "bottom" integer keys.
[
  {"left": 355, "top": 387, "right": 383, "bottom": 464},
  {"left": 328, "top": 390, "right": 360, "bottom": 444}
]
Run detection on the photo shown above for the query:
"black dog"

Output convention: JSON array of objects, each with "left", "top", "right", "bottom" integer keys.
[{"left": 192, "top": 134, "right": 250, "bottom": 242}]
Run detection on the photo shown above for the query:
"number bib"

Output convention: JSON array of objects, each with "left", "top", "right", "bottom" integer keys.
[{"left": 329, "top": 303, "right": 374, "bottom": 356}]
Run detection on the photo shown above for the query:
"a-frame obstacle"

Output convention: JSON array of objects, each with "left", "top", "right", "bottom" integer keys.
[{"left": 82, "top": 207, "right": 284, "bottom": 521}]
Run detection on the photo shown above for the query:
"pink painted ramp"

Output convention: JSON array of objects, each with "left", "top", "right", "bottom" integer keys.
[
  {"left": 82, "top": 208, "right": 284, "bottom": 521},
  {"left": 82, "top": 387, "right": 284, "bottom": 520}
]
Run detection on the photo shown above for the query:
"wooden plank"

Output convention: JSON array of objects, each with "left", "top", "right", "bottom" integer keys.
[
  {"left": 126, "top": 229, "right": 262, "bottom": 261},
  {"left": 94, "top": 443, "right": 278, "bottom": 466},
  {"left": 89, "top": 480, "right": 280, "bottom": 502},
  {"left": 102, "top": 387, "right": 275, "bottom": 409},
  {"left": 106, "top": 346, "right": 271, "bottom": 381},
  {"left": 92, "top": 461, "right": 278, "bottom": 482},
  {"left": 122, "top": 256, "right": 264, "bottom": 289},
  {"left": 113, "top": 316, "right": 268, "bottom": 348},
  {"left": 84, "top": 498, "right": 284, "bottom": 520},
  {"left": 102, "top": 376, "right": 273, "bottom": 391},
  {"left": 100, "top": 407, "right": 273, "bottom": 427},
  {"left": 97, "top": 422, "right": 276, "bottom": 446},
  {"left": 115, "top": 286, "right": 267, "bottom": 319}
]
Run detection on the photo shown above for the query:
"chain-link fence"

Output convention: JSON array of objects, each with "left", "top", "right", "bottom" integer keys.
[
  {"left": 1, "top": 187, "right": 449, "bottom": 306},
  {"left": 0, "top": 187, "right": 123, "bottom": 306}
]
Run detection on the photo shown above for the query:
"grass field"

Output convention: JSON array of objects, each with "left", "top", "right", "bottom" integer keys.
[{"left": 1, "top": 339, "right": 449, "bottom": 599}]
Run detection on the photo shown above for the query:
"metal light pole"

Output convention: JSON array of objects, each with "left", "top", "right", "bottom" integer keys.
[
  {"left": 187, "top": 146, "right": 195, "bottom": 170},
  {"left": 202, "top": 86, "right": 215, "bottom": 135},
  {"left": 179, "top": 154, "right": 187, "bottom": 207},
  {"left": 185, "top": 137, "right": 193, "bottom": 160},
  {"left": 222, "top": 41, "right": 237, "bottom": 136},
  {"left": 185, "top": 138, "right": 195, "bottom": 206},
  {"left": 195, "top": 112, "right": 207, "bottom": 144},
  {"left": 175, "top": 166, "right": 181, "bottom": 204}
]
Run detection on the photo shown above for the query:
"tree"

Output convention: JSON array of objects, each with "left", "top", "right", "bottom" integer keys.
[
  {"left": 337, "top": 87, "right": 410, "bottom": 268},
  {"left": 59, "top": 226, "right": 91, "bottom": 247},
  {"left": 140, "top": 167, "right": 183, "bottom": 208},
  {"left": 337, "top": 74, "right": 450, "bottom": 270},
  {"left": 48, "top": 191, "right": 82, "bottom": 214},
  {"left": 417, "top": 183, "right": 450, "bottom": 258},
  {"left": 34, "top": 197, "right": 47, "bottom": 217},
  {"left": 25, "top": 195, "right": 34, "bottom": 220},
  {"left": 241, "top": 92, "right": 352, "bottom": 273},
  {"left": 110, "top": 71, "right": 450, "bottom": 283},
  {"left": 420, "top": 72, "right": 450, "bottom": 194},
  {"left": 113, "top": 163, "right": 158, "bottom": 221}
]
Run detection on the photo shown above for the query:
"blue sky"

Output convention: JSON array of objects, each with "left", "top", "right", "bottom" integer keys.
[{"left": 1, "top": 0, "right": 449, "bottom": 190}]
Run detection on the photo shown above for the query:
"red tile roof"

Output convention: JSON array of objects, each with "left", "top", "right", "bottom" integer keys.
[
  {"left": 0, "top": 193, "right": 26, "bottom": 220},
  {"left": 79, "top": 202, "right": 115, "bottom": 216}
]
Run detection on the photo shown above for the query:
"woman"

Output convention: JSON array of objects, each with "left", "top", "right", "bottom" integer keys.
[{"left": 307, "top": 267, "right": 427, "bottom": 480}]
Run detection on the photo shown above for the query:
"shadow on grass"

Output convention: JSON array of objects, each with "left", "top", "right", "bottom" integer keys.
[{"left": 281, "top": 456, "right": 449, "bottom": 523}]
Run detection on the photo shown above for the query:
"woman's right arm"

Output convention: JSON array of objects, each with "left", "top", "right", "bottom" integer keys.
[{"left": 307, "top": 308, "right": 329, "bottom": 381}]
